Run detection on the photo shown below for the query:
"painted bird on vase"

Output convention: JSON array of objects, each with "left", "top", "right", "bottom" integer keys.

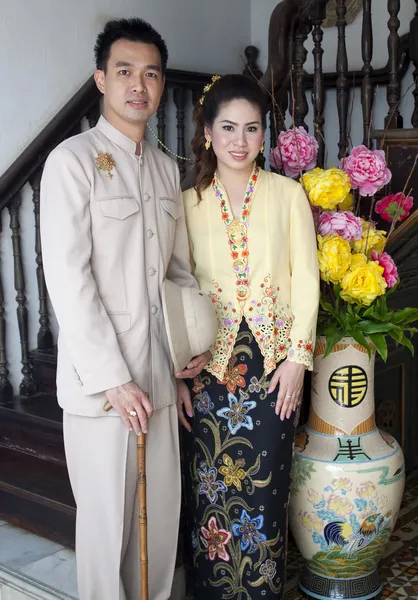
[{"left": 324, "top": 513, "right": 384, "bottom": 554}]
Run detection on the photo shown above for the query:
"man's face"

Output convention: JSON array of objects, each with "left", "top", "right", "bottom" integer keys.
[{"left": 94, "top": 39, "right": 165, "bottom": 133}]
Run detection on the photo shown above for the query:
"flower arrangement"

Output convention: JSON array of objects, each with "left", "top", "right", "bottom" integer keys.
[{"left": 271, "top": 130, "right": 418, "bottom": 360}]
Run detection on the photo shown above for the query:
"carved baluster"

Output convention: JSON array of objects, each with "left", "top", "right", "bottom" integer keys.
[
  {"left": 292, "top": 19, "right": 311, "bottom": 130},
  {"left": 173, "top": 87, "right": 187, "bottom": 179},
  {"left": 311, "top": 1, "right": 327, "bottom": 167},
  {"left": 156, "top": 87, "right": 168, "bottom": 153},
  {"left": 361, "top": 0, "right": 374, "bottom": 147},
  {"left": 86, "top": 101, "right": 101, "bottom": 129},
  {"left": 336, "top": 0, "right": 350, "bottom": 159},
  {"left": 243, "top": 46, "right": 263, "bottom": 80},
  {"left": 30, "top": 169, "right": 53, "bottom": 350},
  {"left": 8, "top": 195, "right": 36, "bottom": 396},
  {"left": 0, "top": 219, "right": 13, "bottom": 406},
  {"left": 385, "top": 0, "right": 403, "bottom": 128},
  {"left": 410, "top": 0, "right": 418, "bottom": 127}
]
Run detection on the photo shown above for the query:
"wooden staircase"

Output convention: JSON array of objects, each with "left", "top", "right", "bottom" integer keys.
[{"left": 0, "top": 350, "right": 76, "bottom": 547}]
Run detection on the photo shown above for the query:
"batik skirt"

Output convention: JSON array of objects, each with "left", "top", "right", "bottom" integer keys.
[{"left": 181, "top": 321, "right": 299, "bottom": 599}]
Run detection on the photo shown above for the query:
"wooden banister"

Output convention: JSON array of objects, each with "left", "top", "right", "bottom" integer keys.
[{"left": 0, "top": 68, "right": 211, "bottom": 212}]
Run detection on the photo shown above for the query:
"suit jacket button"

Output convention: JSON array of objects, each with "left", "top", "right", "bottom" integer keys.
[
  {"left": 147, "top": 230, "right": 154, "bottom": 238},
  {"left": 144, "top": 193, "right": 150, "bottom": 202},
  {"left": 151, "top": 306, "right": 158, "bottom": 315},
  {"left": 148, "top": 268, "right": 156, "bottom": 276}
]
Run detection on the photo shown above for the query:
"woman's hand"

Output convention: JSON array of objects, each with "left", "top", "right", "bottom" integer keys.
[
  {"left": 268, "top": 360, "right": 305, "bottom": 420},
  {"left": 176, "top": 379, "right": 193, "bottom": 432},
  {"left": 175, "top": 350, "right": 212, "bottom": 379}
]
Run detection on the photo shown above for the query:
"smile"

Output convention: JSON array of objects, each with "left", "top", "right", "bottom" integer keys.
[
  {"left": 127, "top": 100, "right": 148, "bottom": 108},
  {"left": 230, "top": 152, "right": 248, "bottom": 160}
]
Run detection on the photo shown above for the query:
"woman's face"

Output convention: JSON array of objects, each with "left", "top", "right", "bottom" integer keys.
[{"left": 206, "top": 99, "right": 264, "bottom": 173}]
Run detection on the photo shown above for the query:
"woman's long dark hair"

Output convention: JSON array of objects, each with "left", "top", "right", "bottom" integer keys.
[{"left": 191, "top": 74, "right": 267, "bottom": 201}]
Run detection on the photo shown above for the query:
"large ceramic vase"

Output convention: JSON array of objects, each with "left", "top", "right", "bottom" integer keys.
[{"left": 289, "top": 337, "right": 405, "bottom": 600}]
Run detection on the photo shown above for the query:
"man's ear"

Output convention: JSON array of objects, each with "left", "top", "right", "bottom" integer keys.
[{"left": 94, "top": 70, "right": 105, "bottom": 94}]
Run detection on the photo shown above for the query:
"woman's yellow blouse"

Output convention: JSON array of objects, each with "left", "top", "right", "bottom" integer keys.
[{"left": 183, "top": 169, "right": 320, "bottom": 380}]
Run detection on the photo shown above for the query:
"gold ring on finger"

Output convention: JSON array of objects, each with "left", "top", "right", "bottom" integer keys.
[
  {"left": 128, "top": 410, "right": 137, "bottom": 417},
  {"left": 285, "top": 394, "right": 292, "bottom": 399}
]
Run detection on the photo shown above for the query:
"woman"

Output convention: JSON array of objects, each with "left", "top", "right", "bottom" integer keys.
[{"left": 176, "top": 74, "right": 319, "bottom": 599}]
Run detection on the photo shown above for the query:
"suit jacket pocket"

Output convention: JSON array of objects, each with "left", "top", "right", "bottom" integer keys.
[
  {"left": 97, "top": 196, "right": 139, "bottom": 220},
  {"left": 107, "top": 311, "right": 131, "bottom": 334},
  {"left": 159, "top": 197, "right": 179, "bottom": 220}
]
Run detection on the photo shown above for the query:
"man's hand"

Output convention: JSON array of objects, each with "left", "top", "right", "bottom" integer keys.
[
  {"left": 175, "top": 350, "right": 212, "bottom": 379},
  {"left": 104, "top": 382, "right": 153, "bottom": 435},
  {"left": 268, "top": 360, "right": 305, "bottom": 421},
  {"left": 177, "top": 380, "right": 193, "bottom": 432}
]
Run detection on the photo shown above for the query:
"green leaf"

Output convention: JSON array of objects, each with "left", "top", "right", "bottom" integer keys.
[
  {"left": 388, "top": 308, "right": 418, "bottom": 326},
  {"left": 368, "top": 333, "right": 388, "bottom": 362},
  {"left": 347, "top": 328, "right": 372, "bottom": 359},
  {"left": 357, "top": 320, "right": 396, "bottom": 334},
  {"left": 398, "top": 334, "right": 415, "bottom": 355},
  {"left": 323, "top": 326, "right": 344, "bottom": 357}
]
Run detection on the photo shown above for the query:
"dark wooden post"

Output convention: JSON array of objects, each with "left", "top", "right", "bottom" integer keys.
[
  {"left": 336, "top": 0, "right": 350, "bottom": 159},
  {"left": 30, "top": 169, "right": 53, "bottom": 351},
  {"left": 410, "top": 0, "right": 418, "bottom": 128},
  {"left": 156, "top": 87, "right": 168, "bottom": 153},
  {"left": 0, "top": 219, "right": 13, "bottom": 406},
  {"left": 8, "top": 195, "right": 36, "bottom": 396},
  {"left": 293, "top": 14, "right": 312, "bottom": 130},
  {"left": 361, "top": 0, "right": 374, "bottom": 147},
  {"left": 86, "top": 101, "right": 101, "bottom": 129},
  {"left": 385, "top": 0, "right": 403, "bottom": 129},
  {"left": 173, "top": 87, "right": 187, "bottom": 180},
  {"left": 311, "top": 1, "right": 327, "bottom": 167}
]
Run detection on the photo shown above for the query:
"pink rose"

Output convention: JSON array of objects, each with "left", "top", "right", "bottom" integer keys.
[
  {"left": 375, "top": 192, "right": 414, "bottom": 223},
  {"left": 270, "top": 127, "right": 318, "bottom": 178},
  {"left": 341, "top": 145, "right": 392, "bottom": 196},
  {"left": 318, "top": 211, "right": 363, "bottom": 242},
  {"left": 371, "top": 251, "right": 399, "bottom": 288}
]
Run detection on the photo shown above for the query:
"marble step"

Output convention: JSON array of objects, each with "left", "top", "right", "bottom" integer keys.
[{"left": 0, "top": 564, "right": 186, "bottom": 600}]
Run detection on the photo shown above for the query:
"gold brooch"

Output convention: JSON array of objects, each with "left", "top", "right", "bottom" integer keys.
[
  {"left": 199, "top": 75, "right": 221, "bottom": 105},
  {"left": 95, "top": 152, "right": 116, "bottom": 179}
]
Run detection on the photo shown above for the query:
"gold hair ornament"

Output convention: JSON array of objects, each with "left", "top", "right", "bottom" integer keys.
[{"left": 199, "top": 75, "right": 221, "bottom": 105}]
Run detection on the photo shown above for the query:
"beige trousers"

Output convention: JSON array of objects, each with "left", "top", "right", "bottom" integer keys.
[{"left": 63, "top": 405, "right": 180, "bottom": 600}]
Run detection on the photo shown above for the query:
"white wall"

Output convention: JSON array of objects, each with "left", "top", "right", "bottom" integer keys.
[
  {"left": 0, "top": 0, "right": 251, "bottom": 175},
  {"left": 252, "top": 0, "right": 417, "bottom": 165},
  {"left": 0, "top": 0, "right": 251, "bottom": 394}
]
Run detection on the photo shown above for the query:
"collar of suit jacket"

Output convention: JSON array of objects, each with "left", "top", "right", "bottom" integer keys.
[{"left": 97, "top": 116, "right": 144, "bottom": 156}]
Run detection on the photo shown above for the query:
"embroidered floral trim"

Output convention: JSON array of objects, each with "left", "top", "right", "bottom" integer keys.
[
  {"left": 206, "top": 276, "right": 315, "bottom": 379},
  {"left": 287, "top": 334, "right": 314, "bottom": 369},
  {"left": 212, "top": 165, "right": 259, "bottom": 304}
]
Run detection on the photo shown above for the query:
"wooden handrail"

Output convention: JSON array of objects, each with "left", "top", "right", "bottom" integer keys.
[{"left": 0, "top": 68, "right": 211, "bottom": 212}]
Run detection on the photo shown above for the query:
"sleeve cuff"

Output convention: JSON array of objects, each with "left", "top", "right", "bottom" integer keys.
[{"left": 287, "top": 335, "right": 314, "bottom": 371}]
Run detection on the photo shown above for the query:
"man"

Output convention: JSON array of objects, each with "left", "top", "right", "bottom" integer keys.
[{"left": 41, "top": 18, "right": 209, "bottom": 600}]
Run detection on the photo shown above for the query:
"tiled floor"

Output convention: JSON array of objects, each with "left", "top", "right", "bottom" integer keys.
[{"left": 1, "top": 475, "right": 417, "bottom": 599}]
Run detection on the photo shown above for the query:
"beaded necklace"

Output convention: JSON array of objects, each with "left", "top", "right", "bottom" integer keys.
[{"left": 212, "top": 164, "right": 260, "bottom": 305}]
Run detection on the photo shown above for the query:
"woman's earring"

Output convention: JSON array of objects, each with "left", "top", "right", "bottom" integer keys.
[
  {"left": 205, "top": 138, "right": 212, "bottom": 151},
  {"left": 260, "top": 142, "right": 265, "bottom": 153}
]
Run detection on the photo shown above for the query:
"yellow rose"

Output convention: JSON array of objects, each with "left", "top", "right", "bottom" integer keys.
[
  {"left": 317, "top": 234, "right": 352, "bottom": 283},
  {"left": 339, "top": 192, "right": 354, "bottom": 211},
  {"left": 301, "top": 167, "right": 351, "bottom": 210},
  {"left": 352, "top": 219, "right": 386, "bottom": 257},
  {"left": 341, "top": 254, "right": 387, "bottom": 306}
]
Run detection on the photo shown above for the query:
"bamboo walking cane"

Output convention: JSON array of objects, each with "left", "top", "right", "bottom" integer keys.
[
  {"left": 137, "top": 431, "right": 149, "bottom": 600},
  {"left": 104, "top": 400, "right": 149, "bottom": 599}
]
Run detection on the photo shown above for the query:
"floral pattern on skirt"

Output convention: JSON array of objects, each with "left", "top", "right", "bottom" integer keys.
[{"left": 182, "top": 322, "right": 299, "bottom": 599}]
